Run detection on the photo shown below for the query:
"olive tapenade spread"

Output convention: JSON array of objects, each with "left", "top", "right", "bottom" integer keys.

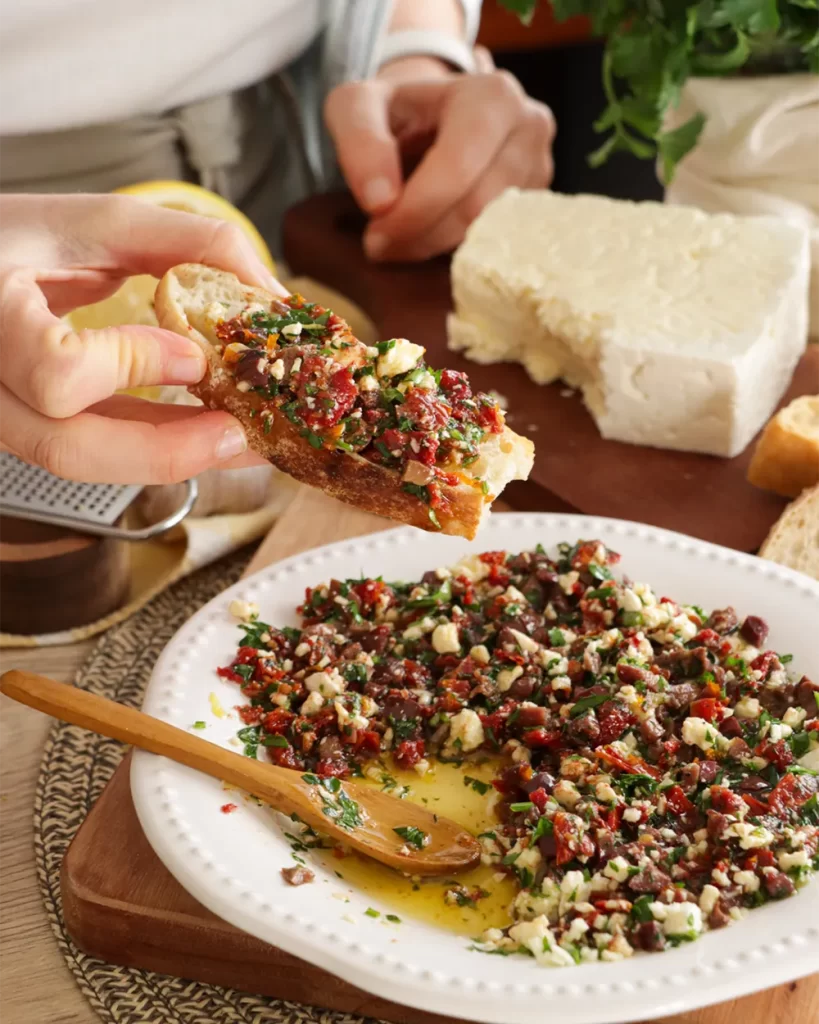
[
  {"left": 218, "top": 540, "right": 819, "bottom": 967},
  {"left": 214, "top": 295, "right": 504, "bottom": 526}
]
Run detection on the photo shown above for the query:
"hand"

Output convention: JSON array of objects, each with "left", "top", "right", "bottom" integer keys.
[
  {"left": 324, "top": 54, "right": 556, "bottom": 262},
  {"left": 0, "top": 193, "right": 283, "bottom": 484}
]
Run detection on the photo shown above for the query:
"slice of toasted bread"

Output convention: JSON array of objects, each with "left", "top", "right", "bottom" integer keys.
[
  {"left": 155, "top": 265, "right": 534, "bottom": 539},
  {"left": 747, "top": 395, "right": 819, "bottom": 499},
  {"left": 758, "top": 483, "right": 819, "bottom": 581}
]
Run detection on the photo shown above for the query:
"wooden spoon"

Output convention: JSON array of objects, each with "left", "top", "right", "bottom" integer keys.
[{"left": 0, "top": 670, "right": 480, "bottom": 875}]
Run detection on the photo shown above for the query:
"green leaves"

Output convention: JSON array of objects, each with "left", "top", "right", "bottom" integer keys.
[
  {"left": 496, "top": 0, "right": 539, "bottom": 24},
  {"left": 496, "top": 0, "right": 815, "bottom": 179},
  {"left": 569, "top": 693, "right": 611, "bottom": 718},
  {"left": 394, "top": 825, "right": 430, "bottom": 849},
  {"left": 657, "top": 112, "right": 706, "bottom": 183}
]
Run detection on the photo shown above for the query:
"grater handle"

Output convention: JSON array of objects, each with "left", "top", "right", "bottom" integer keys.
[{"left": 0, "top": 477, "right": 198, "bottom": 540}]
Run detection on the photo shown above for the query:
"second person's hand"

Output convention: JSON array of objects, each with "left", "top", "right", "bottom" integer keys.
[{"left": 324, "top": 53, "right": 556, "bottom": 263}]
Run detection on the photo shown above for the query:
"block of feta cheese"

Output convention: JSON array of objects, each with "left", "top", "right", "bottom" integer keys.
[{"left": 447, "top": 190, "right": 810, "bottom": 457}]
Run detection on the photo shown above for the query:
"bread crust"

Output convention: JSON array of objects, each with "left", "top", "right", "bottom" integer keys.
[
  {"left": 155, "top": 264, "right": 533, "bottom": 539},
  {"left": 747, "top": 397, "right": 819, "bottom": 499}
]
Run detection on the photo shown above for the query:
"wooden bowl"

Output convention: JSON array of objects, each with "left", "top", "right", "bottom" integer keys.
[{"left": 0, "top": 517, "right": 129, "bottom": 635}]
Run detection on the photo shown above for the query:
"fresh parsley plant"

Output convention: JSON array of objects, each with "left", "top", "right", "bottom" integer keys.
[{"left": 498, "top": 0, "right": 819, "bottom": 180}]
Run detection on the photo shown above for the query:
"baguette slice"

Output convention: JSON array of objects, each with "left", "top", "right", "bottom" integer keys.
[
  {"left": 759, "top": 483, "right": 819, "bottom": 581},
  {"left": 155, "top": 265, "right": 534, "bottom": 539},
  {"left": 747, "top": 395, "right": 819, "bottom": 498}
]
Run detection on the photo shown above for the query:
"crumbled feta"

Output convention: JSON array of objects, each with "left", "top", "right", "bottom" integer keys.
[
  {"left": 768, "top": 722, "right": 792, "bottom": 742},
  {"left": 595, "top": 781, "right": 618, "bottom": 804},
  {"left": 799, "top": 745, "right": 819, "bottom": 772},
  {"left": 682, "top": 716, "right": 730, "bottom": 752},
  {"left": 444, "top": 708, "right": 484, "bottom": 754},
  {"left": 619, "top": 588, "right": 643, "bottom": 613},
  {"left": 725, "top": 822, "right": 775, "bottom": 849},
  {"left": 564, "top": 917, "right": 589, "bottom": 942},
  {"left": 734, "top": 696, "right": 762, "bottom": 720},
  {"left": 622, "top": 807, "right": 642, "bottom": 824},
  {"left": 334, "top": 699, "right": 368, "bottom": 733},
  {"left": 553, "top": 780, "right": 582, "bottom": 809},
  {"left": 449, "top": 554, "right": 492, "bottom": 583},
  {"left": 603, "top": 857, "right": 631, "bottom": 883},
  {"left": 402, "top": 616, "right": 435, "bottom": 640},
  {"left": 300, "top": 691, "right": 325, "bottom": 716},
  {"left": 470, "top": 644, "right": 490, "bottom": 664},
  {"left": 557, "top": 572, "right": 579, "bottom": 595},
  {"left": 431, "top": 622, "right": 460, "bottom": 654},
  {"left": 515, "top": 844, "right": 543, "bottom": 874},
  {"left": 509, "top": 628, "right": 539, "bottom": 654},
  {"left": 712, "top": 867, "right": 731, "bottom": 887},
  {"left": 662, "top": 903, "right": 702, "bottom": 938},
  {"left": 497, "top": 665, "right": 524, "bottom": 691},
  {"left": 699, "top": 884, "right": 720, "bottom": 915},
  {"left": 305, "top": 669, "right": 345, "bottom": 698},
  {"left": 269, "top": 358, "right": 285, "bottom": 380},
  {"left": 733, "top": 870, "right": 760, "bottom": 893},
  {"left": 228, "top": 598, "right": 258, "bottom": 622},
  {"left": 783, "top": 706, "right": 807, "bottom": 728},
  {"left": 377, "top": 338, "right": 424, "bottom": 378},
  {"left": 779, "top": 849, "right": 810, "bottom": 871}
]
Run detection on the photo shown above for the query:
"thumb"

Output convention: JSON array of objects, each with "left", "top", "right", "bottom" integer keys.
[
  {"left": 324, "top": 81, "right": 403, "bottom": 215},
  {"left": 0, "top": 269, "right": 205, "bottom": 419}
]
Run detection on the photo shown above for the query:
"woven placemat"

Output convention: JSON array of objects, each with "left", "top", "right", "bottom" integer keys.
[{"left": 33, "top": 548, "right": 377, "bottom": 1024}]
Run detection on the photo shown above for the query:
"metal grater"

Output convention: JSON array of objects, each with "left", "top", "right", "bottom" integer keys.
[{"left": 0, "top": 452, "right": 198, "bottom": 540}]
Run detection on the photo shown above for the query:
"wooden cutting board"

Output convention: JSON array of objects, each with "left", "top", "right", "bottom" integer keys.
[
  {"left": 61, "top": 486, "right": 818, "bottom": 1024},
  {"left": 281, "top": 192, "right": 819, "bottom": 554}
]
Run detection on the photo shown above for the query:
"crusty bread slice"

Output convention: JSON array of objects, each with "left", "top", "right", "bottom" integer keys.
[
  {"left": 747, "top": 395, "right": 819, "bottom": 499},
  {"left": 758, "top": 483, "right": 819, "bottom": 581},
  {"left": 155, "top": 265, "right": 534, "bottom": 539}
]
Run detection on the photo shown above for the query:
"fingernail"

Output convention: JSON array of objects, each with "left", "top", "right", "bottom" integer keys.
[
  {"left": 362, "top": 177, "right": 395, "bottom": 211},
  {"left": 215, "top": 425, "right": 247, "bottom": 461},
  {"left": 168, "top": 352, "right": 206, "bottom": 383},
  {"left": 262, "top": 270, "right": 289, "bottom": 297},
  {"left": 365, "top": 232, "right": 388, "bottom": 260}
]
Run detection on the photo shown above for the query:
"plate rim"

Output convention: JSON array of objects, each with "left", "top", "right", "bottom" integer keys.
[{"left": 131, "top": 511, "right": 819, "bottom": 1024}]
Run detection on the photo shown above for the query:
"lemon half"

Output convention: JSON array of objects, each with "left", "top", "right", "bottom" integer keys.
[{"left": 67, "top": 182, "right": 275, "bottom": 398}]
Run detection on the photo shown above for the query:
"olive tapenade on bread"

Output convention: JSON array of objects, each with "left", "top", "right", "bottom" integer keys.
[{"left": 155, "top": 264, "right": 534, "bottom": 538}]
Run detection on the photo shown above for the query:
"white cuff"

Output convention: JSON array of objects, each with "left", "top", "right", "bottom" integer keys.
[{"left": 371, "top": 29, "right": 477, "bottom": 75}]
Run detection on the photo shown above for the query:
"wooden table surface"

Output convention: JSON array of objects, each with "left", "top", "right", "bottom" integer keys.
[{"left": 0, "top": 639, "right": 97, "bottom": 1024}]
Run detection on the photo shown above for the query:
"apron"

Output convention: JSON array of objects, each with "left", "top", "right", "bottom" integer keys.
[{"left": 0, "top": 68, "right": 320, "bottom": 260}]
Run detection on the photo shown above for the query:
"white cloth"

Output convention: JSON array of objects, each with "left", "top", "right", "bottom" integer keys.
[
  {"left": 664, "top": 74, "right": 819, "bottom": 339},
  {"left": 0, "top": 0, "right": 322, "bottom": 134}
]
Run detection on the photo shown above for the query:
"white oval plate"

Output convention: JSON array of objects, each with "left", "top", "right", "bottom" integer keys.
[{"left": 131, "top": 513, "right": 819, "bottom": 1024}]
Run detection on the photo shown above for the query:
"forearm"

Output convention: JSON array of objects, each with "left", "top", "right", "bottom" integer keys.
[{"left": 387, "top": 0, "right": 466, "bottom": 39}]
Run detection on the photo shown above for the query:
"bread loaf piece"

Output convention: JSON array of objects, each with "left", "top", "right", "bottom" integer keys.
[
  {"left": 747, "top": 395, "right": 819, "bottom": 498},
  {"left": 759, "top": 483, "right": 819, "bottom": 582}
]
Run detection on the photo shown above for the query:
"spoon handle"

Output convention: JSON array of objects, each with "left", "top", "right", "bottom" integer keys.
[{"left": 0, "top": 669, "right": 308, "bottom": 816}]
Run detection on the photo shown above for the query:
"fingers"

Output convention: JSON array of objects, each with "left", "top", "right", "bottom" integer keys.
[
  {"left": 324, "top": 81, "right": 403, "bottom": 216},
  {"left": 0, "top": 193, "right": 284, "bottom": 293},
  {"left": 364, "top": 72, "right": 529, "bottom": 258},
  {"left": 472, "top": 46, "right": 495, "bottom": 74},
  {"left": 0, "top": 388, "right": 255, "bottom": 484},
  {"left": 367, "top": 101, "right": 555, "bottom": 262},
  {"left": 0, "top": 268, "right": 206, "bottom": 419}
]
